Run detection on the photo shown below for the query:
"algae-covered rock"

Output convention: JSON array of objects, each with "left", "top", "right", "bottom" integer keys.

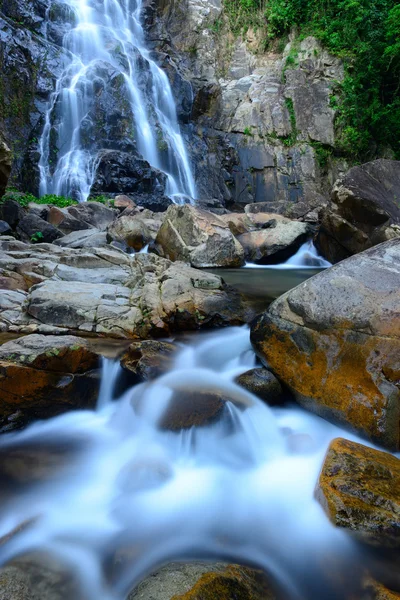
[
  {"left": 316, "top": 438, "right": 400, "bottom": 549},
  {"left": 128, "top": 562, "right": 278, "bottom": 600},
  {"left": 251, "top": 239, "right": 400, "bottom": 449}
]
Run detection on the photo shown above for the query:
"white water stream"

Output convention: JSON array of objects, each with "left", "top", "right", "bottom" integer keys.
[
  {"left": 0, "top": 327, "right": 365, "bottom": 599},
  {"left": 245, "top": 241, "right": 332, "bottom": 269},
  {"left": 38, "top": 0, "right": 196, "bottom": 202}
]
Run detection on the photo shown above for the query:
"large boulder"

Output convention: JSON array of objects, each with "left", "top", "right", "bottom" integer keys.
[
  {"left": 154, "top": 204, "right": 245, "bottom": 268},
  {"left": 0, "top": 241, "right": 249, "bottom": 337},
  {"left": 317, "top": 160, "right": 400, "bottom": 263},
  {"left": 66, "top": 201, "right": 117, "bottom": 230},
  {"left": 237, "top": 216, "right": 312, "bottom": 264},
  {"left": 128, "top": 563, "right": 277, "bottom": 600},
  {"left": 47, "top": 206, "right": 91, "bottom": 235},
  {"left": 107, "top": 214, "right": 153, "bottom": 251},
  {"left": 316, "top": 438, "right": 400, "bottom": 549},
  {"left": 16, "top": 213, "right": 63, "bottom": 244},
  {"left": 0, "top": 334, "right": 100, "bottom": 430},
  {"left": 251, "top": 239, "right": 400, "bottom": 450}
]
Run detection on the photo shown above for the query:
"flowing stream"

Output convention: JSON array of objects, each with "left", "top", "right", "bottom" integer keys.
[
  {"left": 0, "top": 326, "right": 368, "bottom": 599},
  {"left": 38, "top": 0, "right": 196, "bottom": 202}
]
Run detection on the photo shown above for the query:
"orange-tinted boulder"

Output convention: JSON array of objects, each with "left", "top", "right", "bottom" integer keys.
[
  {"left": 251, "top": 239, "right": 400, "bottom": 449},
  {"left": 0, "top": 334, "right": 100, "bottom": 430},
  {"left": 316, "top": 438, "right": 400, "bottom": 549}
]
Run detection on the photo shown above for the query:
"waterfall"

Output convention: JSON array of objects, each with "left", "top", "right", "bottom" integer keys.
[{"left": 38, "top": 0, "right": 196, "bottom": 203}]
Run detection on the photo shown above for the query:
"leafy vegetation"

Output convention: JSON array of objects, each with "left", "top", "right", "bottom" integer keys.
[
  {"left": 223, "top": 0, "right": 400, "bottom": 159},
  {"left": 30, "top": 231, "right": 44, "bottom": 243},
  {"left": 1, "top": 190, "right": 78, "bottom": 208}
]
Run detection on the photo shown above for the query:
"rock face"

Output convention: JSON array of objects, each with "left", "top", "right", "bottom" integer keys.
[
  {"left": 154, "top": 204, "right": 245, "bottom": 268},
  {"left": 237, "top": 216, "right": 311, "bottom": 263},
  {"left": 0, "top": 136, "right": 12, "bottom": 197},
  {"left": 128, "top": 563, "right": 277, "bottom": 600},
  {"left": 0, "top": 238, "right": 249, "bottom": 337},
  {"left": 317, "top": 160, "right": 400, "bottom": 263},
  {"left": 251, "top": 239, "right": 400, "bottom": 450},
  {"left": 0, "top": 334, "right": 100, "bottom": 430},
  {"left": 316, "top": 438, "right": 400, "bottom": 549}
]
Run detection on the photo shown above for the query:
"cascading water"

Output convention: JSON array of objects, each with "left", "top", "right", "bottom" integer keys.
[
  {"left": 38, "top": 0, "right": 196, "bottom": 202},
  {"left": 0, "top": 327, "right": 369, "bottom": 599},
  {"left": 245, "top": 240, "right": 332, "bottom": 269}
]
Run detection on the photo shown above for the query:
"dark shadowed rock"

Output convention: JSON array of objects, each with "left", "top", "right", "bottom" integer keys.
[
  {"left": 0, "top": 220, "right": 11, "bottom": 235},
  {"left": 0, "top": 334, "right": 100, "bottom": 430},
  {"left": 0, "top": 198, "right": 26, "bottom": 229},
  {"left": 16, "top": 213, "right": 63, "bottom": 243},
  {"left": 317, "top": 160, "right": 400, "bottom": 263},
  {"left": 251, "top": 239, "right": 400, "bottom": 449},
  {"left": 316, "top": 438, "right": 400, "bottom": 549},
  {"left": 235, "top": 368, "right": 283, "bottom": 405},
  {"left": 120, "top": 340, "right": 177, "bottom": 381},
  {"left": 0, "top": 136, "right": 12, "bottom": 198}
]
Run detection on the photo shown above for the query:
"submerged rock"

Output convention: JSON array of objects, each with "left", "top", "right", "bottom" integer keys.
[
  {"left": 0, "top": 334, "right": 100, "bottom": 430},
  {"left": 128, "top": 562, "right": 278, "bottom": 600},
  {"left": 154, "top": 204, "right": 245, "bottom": 268},
  {"left": 251, "top": 239, "right": 400, "bottom": 449},
  {"left": 235, "top": 368, "right": 283, "bottom": 405},
  {"left": 120, "top": 340, "right": 177, "bottom": 381},
  {"left": 316, "top": 438, "right": 400, "bottom": 549}
]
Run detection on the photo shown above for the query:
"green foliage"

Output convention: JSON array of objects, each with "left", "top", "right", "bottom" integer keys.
[
  {"left": 30, "top": 231, "right": 44, "bottom": 243},
  {"left": 311, "top": 142, "right": 333, "bottom": 169},
  {"left": 224, "top": 0, "right": 266, "bottom": 34},
  {"left": 243, "top": 126, "right": 253, "bottom": 135},
  {"left": 1, "top": 190, "right": 78, "bottom": 208},
  {"left": 261, "top": 0, "right": 400, "bottom": 159}
]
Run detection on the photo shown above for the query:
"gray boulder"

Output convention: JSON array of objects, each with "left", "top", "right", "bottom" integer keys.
[
  {"left": 154, "top": 204, "right": 245, "bottom": 268},
  {"left": 317, "top": 159, "right": 400, "bottom": 263},
  {"left": 237, "top": 216, "right": 311, "bottom": 263},
  {"left": 67, "top": 201, "right": 117, "bottom": 230},
  {"left": 251, "top": 238, "right": 400, "bottom": 450}
]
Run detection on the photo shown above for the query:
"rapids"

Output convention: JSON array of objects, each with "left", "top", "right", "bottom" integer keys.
[{"left": 0, "top": 326, "right": 369, "bottom": 599}]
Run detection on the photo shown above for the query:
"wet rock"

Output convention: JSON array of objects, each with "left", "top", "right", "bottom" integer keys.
[
  {"left": 235, "top": 368, "right": 283, "bottom": 405},
  {"left": 120, "top": 340, "right": 177, "bottom": 381},
  {"left": 238, "top": 217, "right": 311, "bottom": 263},
  {"left": 66, "top": 201, "right": 117, "bottom": 230},
  {"left": 107, "top": 215, "right": 152, "bottom": 251},
  {"left": 317, "top": 160, "right": 400, "bottom": 263},
  {"left": 16, "top": 213, "right": 63, "bottom": 244},
  {"left": 360, "top": 577, "right": 400, "bottom": 600},
  {"left": 0, "top": 136, "right": 12, "bottom": 198},
  {"left": 250, "top": 239, "right": 400, "bottom": 449},
  {"left": 316, "top": 438, "right": 400, "bottom": 549},
  {"left": 159, "top": 389, "right": 227, "bottom": 430},
  {"left": 128, "top": 562, "right": 278, "bottom": 600},
  {"left": 0, "top": 566, "right": 33, "bottom": 600},
  {"left": 0, "top": 334, "right": 100, "bottom": 430},
  {"left": 154, "top": 204, "right": 245, "bottom": 268},
  {"left": 90, "top": 150, "right": 167, "bottom": 198}
]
